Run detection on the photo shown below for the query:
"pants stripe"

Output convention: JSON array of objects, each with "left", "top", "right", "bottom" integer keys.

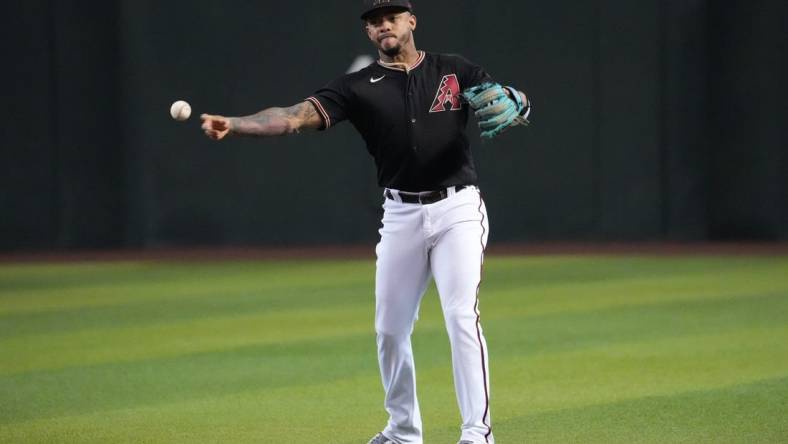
[{"left": 474, "top": 193, "right": 492, "bottom": 442}]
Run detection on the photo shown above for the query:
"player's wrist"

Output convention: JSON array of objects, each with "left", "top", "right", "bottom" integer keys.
[{"left": 226, "top": 117, "right": 239, "bottom": 135}]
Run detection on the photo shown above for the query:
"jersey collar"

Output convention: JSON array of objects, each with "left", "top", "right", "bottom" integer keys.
[{"left": 377, "top": 51, "right": 426, "bottom": 73}]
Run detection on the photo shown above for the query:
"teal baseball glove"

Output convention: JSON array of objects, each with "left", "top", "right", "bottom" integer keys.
[{"left": 462, "top": 83, "right": 531, "bottom": 139}]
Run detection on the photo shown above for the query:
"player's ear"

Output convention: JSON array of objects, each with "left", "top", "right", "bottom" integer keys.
[{"left": 408, "top": 13, "right": 417, "bottom": 31}]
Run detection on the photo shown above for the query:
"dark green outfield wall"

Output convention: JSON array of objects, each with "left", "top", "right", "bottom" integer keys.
[{"left": 2, "top": 0, "right": 786, "bottom": 250}]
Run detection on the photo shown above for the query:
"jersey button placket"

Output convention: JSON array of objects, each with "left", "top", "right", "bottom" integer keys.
[
  {"left": 406, "top": 72, "right": 418, "bottom": 151},
  {"left": 411, "top": 118, "right": 417, "bottom": 151}
]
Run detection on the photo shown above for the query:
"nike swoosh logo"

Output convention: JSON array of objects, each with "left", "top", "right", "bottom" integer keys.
[{"left": 370, "top": 75, "right": 386, "bottom": 83}]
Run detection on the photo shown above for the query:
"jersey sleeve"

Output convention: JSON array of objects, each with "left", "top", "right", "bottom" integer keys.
[
  {"left": 305, "top": 75, "right": 353, "bottom": 130},
  {"left": 455, "top": 55, "right": 494, "bottom": 90}
]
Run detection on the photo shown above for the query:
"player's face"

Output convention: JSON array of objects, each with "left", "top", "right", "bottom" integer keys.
[{"left": 364, "top": 9, "right": 417, "bottom": 57}]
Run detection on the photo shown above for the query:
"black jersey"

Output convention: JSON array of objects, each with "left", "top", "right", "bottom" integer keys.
[{"left": 306, "top": 51, "right": 492, "bottom": 192}]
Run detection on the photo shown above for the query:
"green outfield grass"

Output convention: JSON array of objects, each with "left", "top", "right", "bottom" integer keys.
[{"left": 1, "top": 254, "right": 787, "bottom": 443}]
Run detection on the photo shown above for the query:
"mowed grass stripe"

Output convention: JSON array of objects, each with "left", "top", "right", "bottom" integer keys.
[
  {"left": 0, "top": 282, "right": 374, "bottom": 337},
  {"left": 0, "top": 305, "right": 373, "bottom": 375},
  {"left": 0, "top": 260, "right": 375, "bottom": 315},
  {"left": 481, "top": 376, "right": 788, "bottom": 443},
  {"left": 486, "top": 266, "right": 788, "bottom": 319},
  {"left": 1, "top": 255, "right": 781, "bottom": 310},
  {"left": 0, "top": 255, "right": 786, "bottom": 443},
  {"left": 0, "top": 373, "right": 389, "bottom": 444},
  {"left": 487, "top": 325, "right": 788, "bottom": 411},
  {"left": 479, "top": 255, "right": 787, "bottom": 291},
  {"left": 3, "top": 257, "right": 784, "bottom": 338},
  {"left": 0, "top": 333, "right": 380, "bottom": 425},
  {"left": 0, "top": 260, "right": 375, "bottom": 291}
]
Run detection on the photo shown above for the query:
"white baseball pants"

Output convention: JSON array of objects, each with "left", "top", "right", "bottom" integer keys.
[{"left": 375, "top": 186, "right": 493, "bottom": 444}]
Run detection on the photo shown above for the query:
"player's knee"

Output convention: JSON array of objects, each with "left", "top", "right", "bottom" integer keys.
[
  {"left": 375, "top": 330, "right": 413, "bottom": 356},
  {"left": 375, "top": 310, "right": 416, "bottom": 337},
  {"left": 375, "top": 322, "right": 414, "bottom": 338}
]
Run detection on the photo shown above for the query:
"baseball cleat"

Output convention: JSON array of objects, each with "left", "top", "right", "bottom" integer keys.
[{"left": 366, "top": 432, "right": 400, "bottom": 444}]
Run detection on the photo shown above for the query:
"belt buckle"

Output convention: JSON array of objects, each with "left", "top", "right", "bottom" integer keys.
[{"left": 420, "top": 189, "right": 444, "bottom": 204}]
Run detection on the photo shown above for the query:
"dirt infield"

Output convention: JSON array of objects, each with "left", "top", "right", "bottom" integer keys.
[{"left": 1, "top": 242, "right": 787, "bottom": 264}]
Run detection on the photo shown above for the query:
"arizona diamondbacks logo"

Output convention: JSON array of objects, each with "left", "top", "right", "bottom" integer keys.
[{"left": 429, "top": 74, "right": 462, "bottom": 113}]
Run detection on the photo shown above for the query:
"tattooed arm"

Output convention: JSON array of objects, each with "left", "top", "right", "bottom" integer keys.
[{"left": 201, "top": 101, "right": 322, "bottom": 140}]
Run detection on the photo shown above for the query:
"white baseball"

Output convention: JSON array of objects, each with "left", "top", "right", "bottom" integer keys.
[{"left": 170, "top": 100, "right": 192, "bottom": 121}]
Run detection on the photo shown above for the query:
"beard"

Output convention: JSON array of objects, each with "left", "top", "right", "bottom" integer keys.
[{"left": 381, "top": 43, "right": 402, "bottom": 57}]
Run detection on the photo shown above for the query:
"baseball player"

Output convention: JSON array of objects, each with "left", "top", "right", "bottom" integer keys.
[{"left": 201, "top": 1, "right": 531, "bottom": 443}]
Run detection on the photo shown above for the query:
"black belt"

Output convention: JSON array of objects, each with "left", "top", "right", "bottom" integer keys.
[{"left": 385, "top": 185, "right": 468, "bottom": 204}]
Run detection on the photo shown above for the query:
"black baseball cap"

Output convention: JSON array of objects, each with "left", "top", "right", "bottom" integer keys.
[{"left": 361, "top": 0, "right": 413, "bottom": 20}]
